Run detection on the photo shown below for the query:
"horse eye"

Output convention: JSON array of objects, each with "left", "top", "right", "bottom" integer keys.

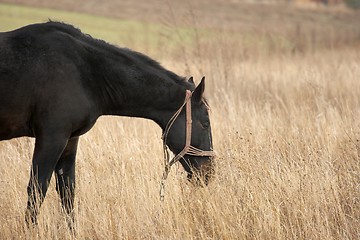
[{"left": 201, "top": 120, "right": 210, "bottom": 129}]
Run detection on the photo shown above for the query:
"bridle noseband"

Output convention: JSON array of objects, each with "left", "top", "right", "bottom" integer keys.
[{"left": 160, "top": 90, "right": 215, "bottom": 200}]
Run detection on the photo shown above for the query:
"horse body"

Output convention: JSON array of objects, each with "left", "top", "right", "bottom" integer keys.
[
  {"left": 1, "top": 23, "right": 97, "bottom": 140},
  {"left": 1, "top": 22, "right": 188, "bottom": 139},
  {"left": 0, "top": 22, "right": 213, "bottom": 226}
]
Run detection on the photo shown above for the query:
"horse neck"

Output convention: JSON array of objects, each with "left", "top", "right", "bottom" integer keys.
[{"left": 92, "top": 56, "right": 189, "bottom": 130}]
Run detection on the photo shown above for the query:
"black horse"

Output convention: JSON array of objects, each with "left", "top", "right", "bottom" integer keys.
[{"left": 0, "top": 22, "right": 214, "bottom": 225}]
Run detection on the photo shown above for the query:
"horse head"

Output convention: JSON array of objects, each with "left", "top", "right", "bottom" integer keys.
[{"left": 163, "top": 77, "right": 215, "bottom": 185}]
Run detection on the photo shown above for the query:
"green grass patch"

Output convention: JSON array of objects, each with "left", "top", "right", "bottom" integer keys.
[{"left": 0, "top": 3, "right": 199, "bottom": 54}]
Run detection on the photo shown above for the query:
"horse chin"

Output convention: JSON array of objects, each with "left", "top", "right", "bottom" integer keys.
[{"left": 185, "top": 156, "right": 214, "bottom": 186}]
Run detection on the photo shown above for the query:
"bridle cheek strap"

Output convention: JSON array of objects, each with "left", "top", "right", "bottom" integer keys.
[{"left": 160, "top": 90, "right": 215, "bottom": 200}]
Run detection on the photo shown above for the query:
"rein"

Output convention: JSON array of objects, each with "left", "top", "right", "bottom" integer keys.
[{"left": 160, "top": 90, "right": 215, "bottom": 201}]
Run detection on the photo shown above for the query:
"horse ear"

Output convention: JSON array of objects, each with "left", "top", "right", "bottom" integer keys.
[
  {"left": 193, "top": 76, "right": 205, "bottom": 103},
  {"left": 188, "top": 76, "right": 194, "bottom": 84}
]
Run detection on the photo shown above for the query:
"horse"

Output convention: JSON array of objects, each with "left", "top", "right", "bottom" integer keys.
[{"left": 0, "top": 22, "right": 214, "bottom": 226}]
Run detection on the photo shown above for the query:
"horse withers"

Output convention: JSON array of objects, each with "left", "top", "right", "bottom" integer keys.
[{"left": 0, "top": 22, "right": 215, "bottom": 226}]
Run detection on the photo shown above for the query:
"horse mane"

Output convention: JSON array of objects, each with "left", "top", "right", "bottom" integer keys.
[{"left": 44, "top": 21, "right": 193, "bottom": 89}]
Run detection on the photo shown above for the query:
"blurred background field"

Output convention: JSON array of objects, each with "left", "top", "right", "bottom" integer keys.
[{"left": 0, "top": 0, "right": 359, "bottom": 239}]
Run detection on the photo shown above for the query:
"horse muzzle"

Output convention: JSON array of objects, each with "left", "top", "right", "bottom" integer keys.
[{"left": 186, "top": 156, "right": 215, "bottom": 186}]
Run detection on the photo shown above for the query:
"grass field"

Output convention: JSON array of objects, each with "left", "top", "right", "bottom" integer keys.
[{"left": 0, "top": 1, "right": 359, "bottom": 239}]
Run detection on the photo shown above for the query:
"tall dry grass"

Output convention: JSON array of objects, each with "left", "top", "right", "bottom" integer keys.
[{"left": 1, "top": 5, "right": 360, "bottom": 240}]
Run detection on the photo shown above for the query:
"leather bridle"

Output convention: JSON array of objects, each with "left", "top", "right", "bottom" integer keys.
[{"left": 160, "top": 90, "right": 215, "bottom": 200}]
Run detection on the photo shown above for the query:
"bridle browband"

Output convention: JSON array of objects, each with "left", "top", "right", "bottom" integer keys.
[{"left": 160, "top": 90, "right": 215, "bottom": 200}]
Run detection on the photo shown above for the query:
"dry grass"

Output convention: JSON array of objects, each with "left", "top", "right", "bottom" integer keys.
[{"left": 1, "top": 2, "right": 360, "bottom": 239}]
